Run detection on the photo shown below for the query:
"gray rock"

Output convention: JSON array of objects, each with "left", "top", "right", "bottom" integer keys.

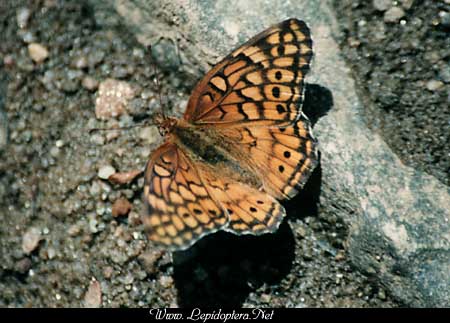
[
  {"left": 88, "top": 0, "right": 450, "bottom": 307},
  {"left": 373, "top": 0, "right": 392, "bottom": 12},
  {"left": 16, "top": 7, "right": 31, "bottom": 29},
  {"left": 384, "top": 7, "right": 406, "bottom": 23},
  {"left": 22, "top": 227, "right": 42, "bottom": 254},
  {"left": 440, "top": 11, "right": 450, "bottom": 28},
  {"left": 426, "top": 80, "right": 444, "bottom": 91}
]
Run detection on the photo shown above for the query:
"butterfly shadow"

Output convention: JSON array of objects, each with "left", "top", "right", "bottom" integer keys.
[
  {"left": 283, "top": 83, "right": 332, "bottom": 218},
  {"left": 302, "top": 83, "right": 333, "bottom": 126},
  {"left": 172, "top": 221, "right": 295, "bottom": 307},
  {"left": 172, "top": 83, "right": 332, "bottom": 308}
]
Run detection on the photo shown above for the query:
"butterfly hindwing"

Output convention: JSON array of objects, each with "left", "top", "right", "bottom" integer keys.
[
  {"left": 199, "top": 170, "right": 286, "bottom": 235},
  {"left": 184, "top": 19, "right": 312, "bottom": 126},
  {"left": 219, "top": 184, "right": 286, "bottom": 235},
  {"left": 142, "top": 142, "right": 228, "bottom": 250},
  {"left": 219, "top": 115, "right": 318, "bottom": 200}
]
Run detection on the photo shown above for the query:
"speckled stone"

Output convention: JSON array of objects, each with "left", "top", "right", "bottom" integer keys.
[
  {"left": 22, "top": 227, "right": 42, "bottom": 254},
  {"left": 84, "top": 280, "right": 102, "bottom": 308},
  {"left": 384, "top": 7, "right": 405, "bottom": 23},
  {"left": 372, "top": 0, "right": 391, "bottom": 12},
  {"left": 28, "top": 43, "right": 49, "bottom": 63},
  {"left": 95, "top": 79, "right": 135, "bottom": 120},
  {"left": 98, "top": 165, "right": 116, "bottom": 180}
]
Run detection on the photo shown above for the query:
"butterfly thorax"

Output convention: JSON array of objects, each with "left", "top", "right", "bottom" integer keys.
[{"left": 170, "top": 119, "right": 261, "bottom": 187}]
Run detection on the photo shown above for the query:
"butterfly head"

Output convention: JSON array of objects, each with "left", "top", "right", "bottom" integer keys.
[{"left": 154, "top": 113, "right": 177, "bottom": 137}]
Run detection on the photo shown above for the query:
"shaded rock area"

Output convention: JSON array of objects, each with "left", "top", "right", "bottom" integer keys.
[
  {"left": 333, "top": 0, "right": 449, "bottom": 186},
  {"left": 0, "top": 0, "right": 447, "bottom": 308}
]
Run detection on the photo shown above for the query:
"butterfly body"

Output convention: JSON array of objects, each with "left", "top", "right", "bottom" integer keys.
[{"left": 143, "top": 19, "right": 318, "bottom": 250}]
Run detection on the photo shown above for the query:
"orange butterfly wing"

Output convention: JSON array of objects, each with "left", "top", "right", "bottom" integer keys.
[
  {"left": 184, "top": 18, "right": 317, "bottom": 199},
  {"left": 184, "top": 19, "right": 313, "bottom": 126},
  {"left": 218, "top": 115, "right": 318, "bottom": 200},
  {"left": 142, "top": 142, "right": 228, "bottom": 250},
  {"left": 198, "top": 167, "right": 286, "bottom": 235}
]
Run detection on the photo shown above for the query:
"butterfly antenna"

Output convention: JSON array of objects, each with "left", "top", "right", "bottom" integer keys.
[
  {"left": 88, "top": 123, "right": 148, "bottom": 134},
  {"left": 147, "top": 45, "right": 167, "bottom": 121}
]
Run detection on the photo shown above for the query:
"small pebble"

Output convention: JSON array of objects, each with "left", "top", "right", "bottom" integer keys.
[
  {"left": 111, "top": 197, "right": 133, "bottom": 218},
  {"left": 138, "top": 250, "right": 164, "bottom": 275},
  {"left": 139, "top": 126, "right": 159, "bottom": 144},
  {"left": 128, "top": 212, "right": 141, "bottom": 226},
  {"left": 60, "top": 79, "right": 79, "bottom": 93},
  {"left": 55, "top": 140, "right": 64, "bottom": 148},
  {"left": 108, "top": 169, "right": 142, "bottom": 185},
  {"left": 68, "top": 224, "right": 81, "bottom": 237},
  {"left": 22, "top": 227, "right": 42, "bottom": 254},
  {"left": 50, "top": 146, "right": 60, "bottom": 158},
  {"left": 112, "top": 65, "right": 131, "bottom": 79},
  {"left": 90, "top": 133, "right": 105, "bottom": 146},
  {"left": 72, "top": 55, "right": 88, "bottom": 69},
  {"left": 123, "top": 274, "right": 134, "bottom": 285},
  {"left": 348, "top": 37, "right": 361, "bottom": 48},
  {"left": 159, "top": 275, "right": 174, "bottom": 288},
  {"left": 89, "top": 218, "right": 98, "bottom": 233},
  {"left": 47, "top": 247, "right": 56, "bottom": 259},
  {"left": 28, "top": 43, "right": 49, "bottom": 63},
  {"left": 98, "top": 165, "right": 116, "bottom": 179},
  {"left": 103, "top": 266, "right": 114, "bottom": 279},
  {"left": 260, "top": 293, "right": 271, "bottom": 303},
  {"left": 14, "top": 258, "right": 32, "bottom": 274},
  {"left": 335, "top": 251, "right": 346, "bottom": 261},
  {"left": 88, "top": 50, "right": 105, "bottom": 67},
  {"left": 82, "top": 76, "right": 99, "bottom": 91},
  {"left": 378, "top": 289, "right": 387, "bottom": 300},
  {"left": 426, "top": 80, "right": 444, "bottom": 91},
  {"left": 95, "top": 79, "right": 135, "bottom": 120},
  {"left": 400, "top": 0, "right": 414, "bottom": 10},
  {"left": 384, "top": 7, "right": 405, "bottom": 23},
  {"left": 19, "top": 30, "right": 36, "bottom": 43},
  {"left": 16, "top": 7, "right": 31, "bottom": 29},
  {"left": 439, "top": 11, "right": 450, "bottom": 28},
  {"left": 296, "top": 226, "right": 307, "bottom": 238},
  {"left": 372, "top": 0, "right": 391, "bottom": 12},
  {"left": 3, "top": 55, "right": 14, "bottom": 67},
  {"left": 84, "top": 279, "right": 102, "bottom": 308}
]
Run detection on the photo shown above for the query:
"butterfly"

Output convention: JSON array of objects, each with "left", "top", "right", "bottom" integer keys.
[{"left": 142, "top": 18, "right": 318, "bottom": 251}]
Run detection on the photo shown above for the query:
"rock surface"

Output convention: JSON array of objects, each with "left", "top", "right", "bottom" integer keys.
[{"left": 88, "top": 0, "right": 450, "bottom": 307}]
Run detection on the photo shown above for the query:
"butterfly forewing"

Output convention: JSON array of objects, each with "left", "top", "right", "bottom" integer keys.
[{"left": 184, "top": 19, "right": 312, "bottom": 126}]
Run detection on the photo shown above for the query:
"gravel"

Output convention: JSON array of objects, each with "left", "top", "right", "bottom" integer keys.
[
  {"left": 383, "top": 7, "right": 406, "bottom": 23},
  {"left": 27, "top": 43, "right": 49, "bottom": 63}
]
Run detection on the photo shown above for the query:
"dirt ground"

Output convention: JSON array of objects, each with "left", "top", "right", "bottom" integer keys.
[{"left": 2, "top": 0, "right": 446, "bottom": 308}]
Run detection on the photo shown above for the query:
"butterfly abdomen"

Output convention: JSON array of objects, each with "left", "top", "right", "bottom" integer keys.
[{"left": 173, "top": 124, "right": 227, "bottom": 164}]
